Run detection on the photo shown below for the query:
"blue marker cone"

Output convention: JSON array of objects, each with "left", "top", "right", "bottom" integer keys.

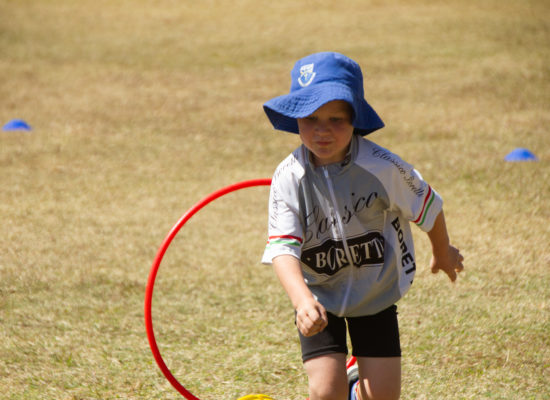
[
  {"left": 3, "top": 119, "right": 32, "bottom": 131},
  {"left": 504, "top": 148, "right": 538, "bottom": 162}
]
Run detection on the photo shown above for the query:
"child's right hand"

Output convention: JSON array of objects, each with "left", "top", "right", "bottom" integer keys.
[{"left": 296, "top": 298, "right": 328, "bottom": 337}]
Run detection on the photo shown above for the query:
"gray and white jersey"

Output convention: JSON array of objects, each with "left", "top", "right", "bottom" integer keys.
[{"left": 262, "top": 135, "right": 443, "bottom": 317}]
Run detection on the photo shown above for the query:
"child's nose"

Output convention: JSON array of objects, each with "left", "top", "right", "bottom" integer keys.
[{"left": 314, "top": 120, "right": 330, "bottom": 133}]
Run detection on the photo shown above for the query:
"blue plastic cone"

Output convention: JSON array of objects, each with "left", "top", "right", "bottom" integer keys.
[
  {"left": 504, "top": 148, "right": 538, "bottom": 162},
  {"left": 2, "top": 119, "right": 32, "bottom": 131}
]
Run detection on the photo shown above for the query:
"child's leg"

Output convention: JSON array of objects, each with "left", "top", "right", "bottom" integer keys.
[
  {"left": 304, "top": 353, "right": 348, "bottom": 400},
  {"left": 356, "top": 356, "right": 401, "bottom": 400},
  {"left": 298, "top": 312, "right": 349, "bottom": 399},
  {"left": 347, "top": 306, "right": 402, "bottom": 400}
]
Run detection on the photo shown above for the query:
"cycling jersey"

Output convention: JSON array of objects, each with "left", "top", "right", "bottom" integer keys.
[{"left": 262, "top": 135, "right": 443, "bottom": 317}]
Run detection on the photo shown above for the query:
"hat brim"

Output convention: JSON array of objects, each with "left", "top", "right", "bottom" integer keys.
[{"left": 264, "top": 82, "right": 384, "bottom": 136}]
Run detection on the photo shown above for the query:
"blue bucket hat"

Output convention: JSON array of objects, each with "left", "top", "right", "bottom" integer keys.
[{"left": 263, "top": 52, "right": 384, "bottom": 136}]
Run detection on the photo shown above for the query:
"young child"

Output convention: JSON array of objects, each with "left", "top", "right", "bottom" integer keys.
[{"left": 261, "top": 52, "right": 464, "bottom": 400}]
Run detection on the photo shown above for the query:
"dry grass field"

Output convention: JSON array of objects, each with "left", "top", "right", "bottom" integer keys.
[{"left": 1, "top": 0, "right": 549, "bottom": 399}]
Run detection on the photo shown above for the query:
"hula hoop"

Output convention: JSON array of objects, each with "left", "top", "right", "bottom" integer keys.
[{"left": 145, "top": 179, "right": 272, "bottom": 400}]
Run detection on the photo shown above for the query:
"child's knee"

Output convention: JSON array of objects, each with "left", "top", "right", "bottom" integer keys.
[
  {"left": 356, "top": 356, "right": 401, "bottom": 400},
  {"left": 307, "top": 369, "right": 348, "bottom": 400},
  {"left": 304, "top": 353, "right": 348, "bottom": 400},
  {"left": 360, "top": 379, "right": 401, "bottom": 400},
  {"left": 308, "top": 383, "right": 348, "bottom": 400}
]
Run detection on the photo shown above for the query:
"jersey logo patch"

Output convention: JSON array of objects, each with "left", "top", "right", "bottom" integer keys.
[{"left": 301, "top": 232, "right": 384, "bottom": 275}]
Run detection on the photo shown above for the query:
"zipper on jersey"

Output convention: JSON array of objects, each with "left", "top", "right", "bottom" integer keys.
[
  {"left": 323, "top": 166, "right": 355, "bottom": 315},
  {"left": 322, "top": 167, "right": 353, "bottom": 263}
]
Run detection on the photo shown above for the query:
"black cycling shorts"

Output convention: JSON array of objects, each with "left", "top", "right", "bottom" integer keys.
[{"left": 298, "top": 305, "right": 401, "bottom": 362}]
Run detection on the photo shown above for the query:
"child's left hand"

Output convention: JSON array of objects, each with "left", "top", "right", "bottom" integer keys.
[{"left": 430, "top": 245, "right": 464, "bottom": 282}]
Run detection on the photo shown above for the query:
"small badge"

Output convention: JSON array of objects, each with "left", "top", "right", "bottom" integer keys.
[{"left": 298, "top": 63, "right": 316, "bottom": 87}]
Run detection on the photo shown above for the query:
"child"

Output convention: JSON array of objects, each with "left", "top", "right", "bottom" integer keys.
[{"left": 261, "top": 52, "right": 464, "bottom": 400}]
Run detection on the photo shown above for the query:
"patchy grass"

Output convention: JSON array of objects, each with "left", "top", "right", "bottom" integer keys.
[{"left": 0, "top": 0, "right": 548, "bottom": 398}]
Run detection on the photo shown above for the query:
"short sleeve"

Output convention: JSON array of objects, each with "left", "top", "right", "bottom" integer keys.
[
  {"left": 387, "top": 163, "right": 443, "bottom": 232},
  {"left": 261, "top": 169, "right": 304, "bottom": 264}
]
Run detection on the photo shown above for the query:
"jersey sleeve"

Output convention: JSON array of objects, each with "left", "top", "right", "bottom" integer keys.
[
  {"left": 408, "top": 177, "right": 443, "bottom": 232},
  {"left": 261, "top": 166, "right": 304, "bottom": 264},
  {"left": 364, "top": 142, "right": 443, "bottom": 232},
  {"left": 387, "top": 161, "right": 443, "bottom": 232}
]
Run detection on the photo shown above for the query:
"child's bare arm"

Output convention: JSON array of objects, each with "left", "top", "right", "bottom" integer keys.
[
  {"left": 273, "top": 254, "right": 328, "bottom": 337},
  {"left": 427, "top": 211, "right": 464, "bottom": 282}
]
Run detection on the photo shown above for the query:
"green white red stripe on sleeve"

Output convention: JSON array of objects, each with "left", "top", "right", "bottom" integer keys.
[
  {"left": 413, "top": 185, "right": 435, "bottom": 227},
  {"left": 267, "top": 235, "right": 303, "bottom": 248}
]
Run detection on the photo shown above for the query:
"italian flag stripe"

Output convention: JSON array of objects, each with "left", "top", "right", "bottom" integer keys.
[
  {"left": 267, "top": 235, "right": 303, "bottom": 247},
  {"left": 413, "top": 186, "right": 435, "bottom": 226}
]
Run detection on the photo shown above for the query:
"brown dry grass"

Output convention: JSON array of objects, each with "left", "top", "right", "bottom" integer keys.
[{"left": 1, "top": 0, "right": 549, "bottom": 399}]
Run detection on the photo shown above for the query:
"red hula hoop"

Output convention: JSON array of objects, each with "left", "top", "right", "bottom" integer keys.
[{"left": 144, "top": 178, "right": 272, "bottom": 400}]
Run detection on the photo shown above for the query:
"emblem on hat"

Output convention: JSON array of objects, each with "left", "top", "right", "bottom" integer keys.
[{"left": 298, "top": 63, "right": 316, "bottom": 87}]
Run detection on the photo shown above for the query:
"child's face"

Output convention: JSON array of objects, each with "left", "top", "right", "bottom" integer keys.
[{"left": 297, "top": 100, "right": 354, "bottom": 166}]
